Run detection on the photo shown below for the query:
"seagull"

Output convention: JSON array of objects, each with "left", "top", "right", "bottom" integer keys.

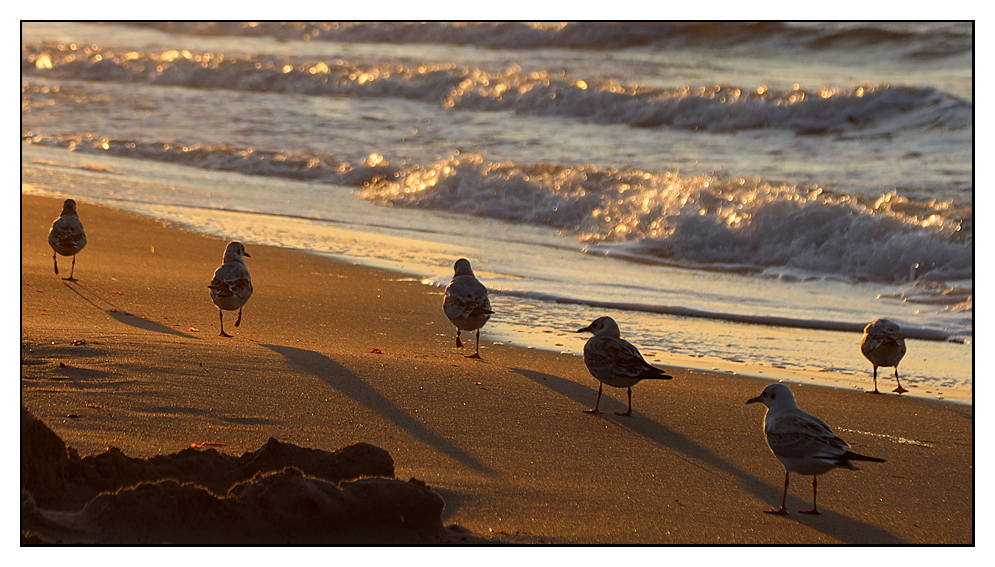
[
  {"left": 208, "top": 242, "right": 253, "bottom": 337},
  {"left": 577, "top": 316, "right": 672, "bottom": 416},
  {"left": 443, "top": 258, "right": 493, "bottom": 359},
  {"left": 861, "top": 318, "right": 908, "bottom": 394},
  {"left": 746, "top": 383, "right": 886, "bottom": 515},
  {"left": 48, "top": 198, "right": 87, "bottom": 281}
]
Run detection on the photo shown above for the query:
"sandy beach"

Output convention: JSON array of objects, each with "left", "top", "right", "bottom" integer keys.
[{"left": 20, "top": 194, "right": 973, "bottom": 544}]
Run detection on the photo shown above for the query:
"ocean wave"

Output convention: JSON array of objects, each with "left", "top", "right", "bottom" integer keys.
[
  {"left": 21, "top": 128, "right": 970, "bottom": 286},
  {"left": 123, "top": 22, "right": 973, "bottom": 59},
  {"left": 22, "top": 130, "right": 971, "bottom": 285},
  {"left": 22, "top": 42, "right": 972, "bottom": 135},
  {"left": 363, "top": 153, "right": 972, "bottom": 284}
]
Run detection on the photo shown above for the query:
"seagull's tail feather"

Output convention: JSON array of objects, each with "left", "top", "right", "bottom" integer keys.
[
  {"left": 640, "top": 366, "right": 673, "bottom": 380},
  {"left": 844, "top": 450, "right": 886, "bottom": 464}
]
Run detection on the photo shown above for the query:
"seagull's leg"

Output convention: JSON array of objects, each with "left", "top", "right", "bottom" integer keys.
[
  {"left": 53, "top": 253, "right": 59, "bottom": 275},
  {"left": 583, "top": 383, "right": 604, "bottom": 415},
  {"left": 892, "top": 367, "right": 908, "bottom": 394},
  {"left": 764, "top": 472, "right": 790, "bottom": 515},
  {"left": 218, "top": 309, "right": 233, "bottom": 337},
  {"left": 467, "top": 329, "right": 481, "bottom": 359},
  {"left": 867, "top": 366, "right": 881, "bottom": 394},
  {"left": 455, "top": 329, "right": 463, "bottom": 349},
  {"left": 615, "top": 387, "right": 633, "bottom": 416},
  {"left": 62, "top": 255, "right": 78, "bottom": 281},
  {"left": 235, "top": 307, "right": 243, "bottom": 327},
  {"left": 800, "top": 476, "right": 821, "bottom": 514}
]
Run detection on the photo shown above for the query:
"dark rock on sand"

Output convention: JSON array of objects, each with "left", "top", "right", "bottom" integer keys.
[
  {"left": 21, "top": 407, "right": 476, "bottom": 543},
  {"left": 71, "top": 469, "right": 449, "bottom": 544},
  {"left": 21, "top": 406, "right": 394, "bottom": 511}
]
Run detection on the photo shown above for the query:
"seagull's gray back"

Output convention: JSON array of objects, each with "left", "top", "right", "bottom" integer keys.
[
  {"left": 861, "top": 318, "right": 906, "bottom": 367},
  {"left": 443, "top": 274, "right": 491, "bottom": 330},
  {"left": 210, "top": 258, "right": 253, "bottom": 310},
  {"left": 48, "top": 206, "right": 86, "bottom": 256}
]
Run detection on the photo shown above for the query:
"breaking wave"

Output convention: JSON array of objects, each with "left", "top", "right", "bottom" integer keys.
[
  {"left": 22, "top": 42, "right": 973, "bottom": 135},
  {"left": 23, "top": 130, "right": 971, "bottom": 286}
]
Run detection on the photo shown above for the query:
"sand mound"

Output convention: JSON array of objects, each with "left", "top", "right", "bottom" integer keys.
[{"left": 21, "top": 407, "right": 479, "bottom": 544}]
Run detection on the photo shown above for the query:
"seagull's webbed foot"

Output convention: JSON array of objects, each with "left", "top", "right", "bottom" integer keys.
[
  {"left": 865, "top": 389, "right": 882, "bottom": 394},
  {"left": 892, "top": 385, "right": 908, "bottom": 394},
  {"left": 466, "top": 352, "right": 481, "bottom": 359},
  {"left": 764, "top": 507, "right": 789, "bottom": 515},
  {"left": 614, "top": 410, "right": 632, "bottom": 417},
  {"left": 61, "top": 277, "right": 78, "bottom": 282},
  {"left": 799, "top": 508, "right": 821, "bottom": 515},
  {"left": 583, "top": 408, "right": 602, "bottom": 415},
  {"left": 219, "top": 331, "right": 233, "bottom": 338}
]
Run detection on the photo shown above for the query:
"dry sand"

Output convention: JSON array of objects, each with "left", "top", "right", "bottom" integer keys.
[{"left": 20, "top": 194, "right": 973, "bottom": 544}]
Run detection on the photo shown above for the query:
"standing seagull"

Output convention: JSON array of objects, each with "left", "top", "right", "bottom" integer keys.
[
  {"left": 747, "top": 383, "right": 886, "bottom": 515},
  {"left": 208, "top": 242, "right": 253, "bottom": 337},
  {"left": 443, "top": 258, "right": 493, "bottom": 359},
  {"left": 48, "top": 198, "right": 87, "bottom": 281},
  {"left": 861, "top": 318, "right": 908, "bottom": 394},
  {"left": 577, "top": 316, "right": 672, "bottom": 416}
]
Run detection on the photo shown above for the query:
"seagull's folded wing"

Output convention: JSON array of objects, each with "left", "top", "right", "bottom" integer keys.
[
  {"left": 210, "top": 264, "right": 252, "bottom": 298},
  {"left": 227, "top": 276, "right": 253, "bottom": 299},
  {"left": 444, "top": 280, "right": 491, "bottom": 320},
  {"left": 586, "top": 338, "right": 650, "bottom": 378},
  {"left": 766, "top": 413, "right": 849, "bottom": 459},
  {"left": 50, "top": 218, "right": 85, "bottom": 246}
]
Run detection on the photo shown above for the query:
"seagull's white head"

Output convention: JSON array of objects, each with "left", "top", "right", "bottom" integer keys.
[
  {"left": 577, "top": 316, "right": 621, "bottom": 338},
  {"left": 746, "top": 383, "right": 798, "bottom": 411},
  {"left": 223, "top": 241, "right": 250, "bottom": 263},
  {"left": 453, "top": 258, "right": 474, "bottom": 277},
  {"left": 61, "top": 199, "right": 78, "bottom": 216}
]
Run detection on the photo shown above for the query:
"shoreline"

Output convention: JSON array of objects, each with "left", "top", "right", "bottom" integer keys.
[
  {"left": 22, "top": 171, "right": 972, "bottom": 406},
  {"left": 20, "top": 194, "right": 973, "bottom": 543}
]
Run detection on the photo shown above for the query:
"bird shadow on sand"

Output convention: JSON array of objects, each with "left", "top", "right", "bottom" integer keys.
[
  {"left": 62, "top": 282, "right": 193, "bottom": 338},
  {"left": 511, "top": 367, "right": 906, "bottom": 544},
  {"left": 261, "top": 344, "right": 496, "bottom": 477}
]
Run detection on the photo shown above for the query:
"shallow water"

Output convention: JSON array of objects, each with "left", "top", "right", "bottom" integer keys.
[{"left": 21, "top": 22, "right": 972, "bottom": 403}]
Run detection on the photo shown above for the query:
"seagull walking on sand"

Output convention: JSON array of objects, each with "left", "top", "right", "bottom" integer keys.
[
  {"left": 443, "top": 258, "right": 493, "bottom": 359},
  {"left": 747, "top": 383, "right": 886, "bottom": 515},
  {"left": 48, "top": 198, "right": 87, "bottom": 281},
  {"left": 208, "top": 242, "right": 253, "bottom": 337},
  {"left": 861, "top": 318, "right": 908, "bottom": 394},
  {"left": 577, "top": 316, "right": 672, "bottom": 416}
]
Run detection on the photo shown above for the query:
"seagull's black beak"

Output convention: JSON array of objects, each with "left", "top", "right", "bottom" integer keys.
[
  {"left": 243, "top": 251, "right": 251, "bottom": 258},
  {"left": 577, "top": 326, "right": 592, "bottom": 333},
  {"left": 746, "top": 396, "right": 761, "bottom": 405}
]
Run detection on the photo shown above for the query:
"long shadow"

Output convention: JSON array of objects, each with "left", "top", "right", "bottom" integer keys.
[
  {"left": 62, "top": 282, "right": 192, "bottom": 338},
  {"left": 51, "top": 364, "right": 118, "bottom": 382},
  {"left": 431, "top": 486, "right": 470, "bottom": 523},
  {"left": 262, "top": 344, "right": 495, "bottom": 477},
  {"left": 512, "top": 367, "right": 906, "bottom": 544}
]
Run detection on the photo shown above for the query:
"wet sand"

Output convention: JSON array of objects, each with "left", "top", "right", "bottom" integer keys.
[{"left": 20, "top": 194, "right": 973, "bottom": 544}]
